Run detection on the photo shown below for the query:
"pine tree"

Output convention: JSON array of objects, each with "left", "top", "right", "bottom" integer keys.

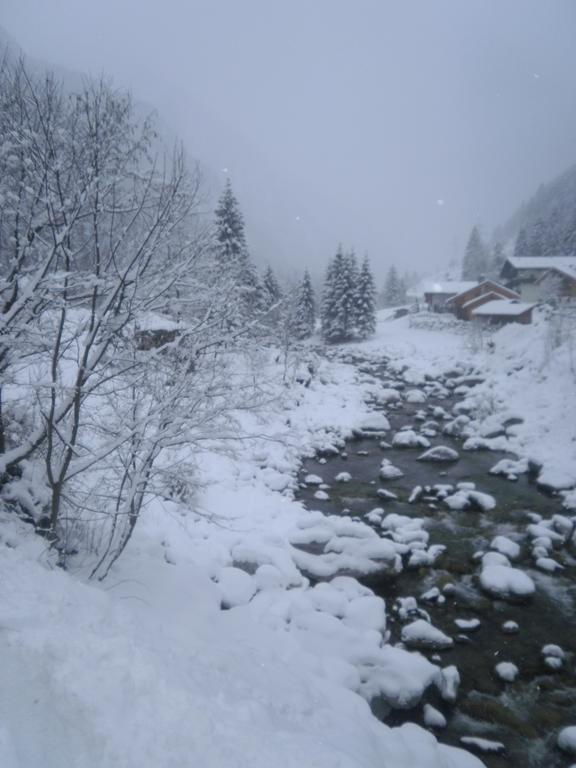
[
  {"left": 382, "top": 266, "right": 403, "bottom": 306},
  {"left": 262, "top": 265, "right": 282, "bottom": 307},
  {"left": 461, "top": 226, "right": 487, "bottom": 280},
  {"left": 214, "top": 178, "right": 247, "bottom": 268},
  {"left": 213, "top": 179, "right": 260, "bottom": 324},
  {"left": 514, "top": 228, "right": 529, "bottom": 258},
  {"left": 292, "top": 270, "right": 316, "bottom": 339},
  {"left": 490, "top": 241, "right": 506, "bottom": 277},
  {"left": 322, "top": 247, "right": 350, "bottom": 343},
  {"left": 355, "top": 256, "right": 377, "bottom": 339}
]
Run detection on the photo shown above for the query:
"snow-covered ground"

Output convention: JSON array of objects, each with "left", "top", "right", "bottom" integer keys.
[{"left": 2, "top": 308, "right": 575, "bottom": 768}]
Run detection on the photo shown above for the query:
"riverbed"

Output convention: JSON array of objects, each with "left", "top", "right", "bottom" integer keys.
[{"left": 296, "top": 352, "right": 576, "bottom": 767}]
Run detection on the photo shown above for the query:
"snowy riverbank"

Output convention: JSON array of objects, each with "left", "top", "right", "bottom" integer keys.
[{"left": 2, "top": 309, "right": 574, "bottom": 768}]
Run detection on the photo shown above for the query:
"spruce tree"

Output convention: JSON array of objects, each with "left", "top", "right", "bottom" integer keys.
[
  {"left": 461, "top": 226, "right": 487, "bottom": 280},
  {"left": 262, "top": 266, "right": 282, "bottom": 307},
  {"left": 514, "top": 228, "right": 529, "bottom": 258},
  {"left": 292, "top": 270, "right": 316, "bottom": 339},
  {"left": 213, "top": 179, "right": 260, "bottom": 324},
  {"left": 490, "top": 241, "right": 506, "bottom": 277},
  {"left": 382, "top": 266, "right": 403, "bottom": 306},
  {"left": 355, "top": 256, "right": 377, "bottom": 339},
  {"left": 321, "top": 247, "right": 347, "bottom": 343},
  {"left": 214, "top": 179, "right": 247, "bottom": 268}
]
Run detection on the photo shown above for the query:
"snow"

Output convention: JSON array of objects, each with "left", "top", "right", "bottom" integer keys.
[
  {"left": 471, "top": 298, "right": 537, "bottom": 317},
  {"left": 460, "top": 737, "right": 505, "bottom": 754},
  {"left": 490, "top": 535, "right": 520, "bottom": 560},
  {"left": 454, "top": 618, "right": 481, "bottom": 632},
  {"left": 392, "top": 430, "right": 431, "bottom": 449},
  {"left": 494, "top": 661, "right": 519, "bottom": 682},
  {"left": 424, "top": 704, "right": 447, "bottom": 729},
  {"left": 418, "top": 446, "right": 460, "bottom": 462},
  {"left": 479, "top": 565, "right": 535, "bottom": 600},
  {"left": 558, "top": 726, "right": 576, "bottom": 755},
  {"left": 401, "top": 619, "right": 454, "bottom": 650}
]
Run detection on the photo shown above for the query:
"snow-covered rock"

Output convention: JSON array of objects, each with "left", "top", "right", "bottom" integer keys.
[
  {"left": 392, "top": 430, "right": 431, "bottom": 449},
  {"left": 558, "top": 726, "right": 576, "bottom": 756},
  {"left": 304, "top": 474, "right": 323, "bottom": 485},
  {"left": 494, "top": 661, "right": 519, "bottom": 682},
  {"left": 417, "top": 446, "right": 460, "bottom": 463},
  {"left": 335, "top": 472, "right": 352, "bottom": 483},
  {"left": 423, "top": 704, "right": 447, "bottom": 729},
  {"left": 460, "top": 736, "right": 505, "bottom": 754},
  {"left": 217, "top": 567, "right": 257, "bottom": 608},
  {"left": 379, "top": 459, "right": 404, "bottom": 480},
  {"left": 401, "top": 620, "right": 453, "bottom": 650},
  {"left": 454, "top": 618, "right": 480, "bottom": 632},
  {"left": 490, "top": 535, "right": 520, "bottom": 560},
  {"left": 479, "top": 565, "right": 535, "bottom": 600}
]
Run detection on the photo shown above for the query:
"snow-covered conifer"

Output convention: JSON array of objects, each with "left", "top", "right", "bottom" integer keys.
[
  {"left": 355, "top": 256, "right": 377, "bottom": 339},
  {"left": 461, "top": 226, "right": 488, "bottom": 280},
  {"left": 292, "top": 270, "right": 316, "bottom": 339}
]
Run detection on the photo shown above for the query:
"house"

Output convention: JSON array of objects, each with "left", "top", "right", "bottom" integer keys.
[
  {"left": 535, "top": 264, "right": 576, "bottom": 302},
  {"left": 500, "top": 256, "right": 576, "bottom": 301},
  {"left": 445, "top": 280, "right": 520, "bottom": 320},
  {"left": 422, "top": 281, "right": 477, "bottom": 312},
  {"left": 471, "top": 299, "right": 537, "bottom": 325},
  {"left": 135, "top": 313, "right": 182, "bottom": 351}
]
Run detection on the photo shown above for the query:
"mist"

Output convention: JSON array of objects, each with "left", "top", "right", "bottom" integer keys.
[{"left": 2, "top": 0, "right": 576, "bottom": 282}]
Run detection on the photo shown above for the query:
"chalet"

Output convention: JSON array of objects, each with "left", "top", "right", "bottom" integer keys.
[
  {"left": 445, "top": 280, "right": 520, "bottom": 320},
  {"left": 535, "top": 264, "right": 576, "bottom": 302},
  {"left": 423, "top": 281, "right": 477, "bottom": 312},
  {"left": 471, "top": 299, "right": 538, "bottom": 326},
  {"left": 500, "top": 256, "right": 576, "bottom": 302}
]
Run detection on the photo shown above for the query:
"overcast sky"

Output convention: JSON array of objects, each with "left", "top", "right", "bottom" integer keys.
[{"left": 2, "top": 0, "right": 576, "bottom": 282}]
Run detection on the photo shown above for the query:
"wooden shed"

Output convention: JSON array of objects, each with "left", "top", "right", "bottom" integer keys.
[
  {"left": 471, "top": 299, "right": 537, "bottom": 325},
  {"left": 423, "top": 281, "right": 477, "bottom": 312}
]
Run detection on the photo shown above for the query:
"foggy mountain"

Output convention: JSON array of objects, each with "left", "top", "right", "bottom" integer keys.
[{"left": 495, "top": 164, "right": 576, "bottom": 256}]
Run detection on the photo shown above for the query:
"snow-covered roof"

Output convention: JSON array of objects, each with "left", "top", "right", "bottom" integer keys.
[
  {"left": 422, "top": 281, "right": 477, "bottom": 296},
  {"left": 505, "top": 256, "right": 576, "bottom": 276},
  {"left": 472, "top": 299, "right": 537, "bottom": 317},
  {"left": 461, "top": 291, "right": 500, "bottom": 309},
  {"left": 446, "top": 280, "right": 519, "bottom": 305}
]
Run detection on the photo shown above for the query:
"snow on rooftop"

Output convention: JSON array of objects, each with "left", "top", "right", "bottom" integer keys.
[
  {"left": 506, "top": 256, "right": 576, "bottom": 277},
  {"left": 472, "top": 299, "right": 537, "bottom": 316}
]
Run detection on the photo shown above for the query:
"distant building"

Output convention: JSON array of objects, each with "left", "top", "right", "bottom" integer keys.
[
  {"left": 445, "top": 280, "right": 520, "bottom": 320},
  {"left": 471, "top": 299, "right": 537, "bottom": 326},
  {"left": 500, "top": 256, "right": 576, "bottom": 302},
  {"left": 422, "top": 281, "right": 477, "bottom": 312}
]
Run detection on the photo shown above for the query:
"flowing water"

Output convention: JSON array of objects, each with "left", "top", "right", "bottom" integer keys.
[{"left": 296, "top": 355, "right": 576, "bottom": 767}]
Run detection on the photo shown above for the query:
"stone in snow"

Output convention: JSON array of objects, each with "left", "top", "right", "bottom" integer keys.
[
  {"left": 557, "top": 726, "right": 576, "bottom": 755},
  {"left": 379, "top": 440, "right": 392, "bottom": 449},
  {"left": 380, "top": 460, "right": 404, "bottom": 480},
  {"left": 454, "top": 618, "right": 481, "bottom": 632},
  {"left": 437, "top": 665, "right": 460, "bottom": 702},
  {"left": 545, "top": 656, "right": 563, "bottom": 671},
  {"left": 490, "top": 535, "right": 520, "bottom": 560},
  {"left": 401, "top": 619, "right": 453, "bottom": 650},
  {"left": 536, "top": 557, "right": 564, "bottom": 573},
  {"left": 418, "top": 445, "right": 460, "bottom": 463},
  {"left": 314, "top": 490, "right": 330, "bottom": 501},
  {"left": 377, "top": 488, "right": 398, "bottom": 500},
  {"left": 495, "top": 661, "right": 519, "bottom": 682},
  {"left": 405, "top": 388, "right": 427, "bottom": 404},
  {"left": 542, "top": 644, "right": 565, "bottom": 659},
  {"left": 423, "top": 703, "right": 446, "bottom": 729},
  {"left": 335, "top": 471, "right": 352, "bottom": 483},
  {"left": 481, "top": 551, "right": 511, "bottom": 568},
  {"left": 304, "top": 474, "right": 323, "bottom": 485},
  {"left": 460, "top": 736, "right": 505, "bottom": 754},
  {"left": 359, "top": 412, "right": 391, "bottom": 431},
  {"left": 392, "top": 430, "right": 431, "bottom": 449},
  {"left": 480, "top": 565, "right": 535, "bottom": 600}
]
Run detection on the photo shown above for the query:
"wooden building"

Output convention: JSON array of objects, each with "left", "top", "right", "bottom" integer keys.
[
  {"left": 446, "top": 280, "right": 520, "bottom": 320},
  {"left": 500, "top": 256, "right": 576, "bottom": 302},
  {"left": 423, "top": 281, "right": 477, "bottom": 312},
  {"left": 471, "top": 299, "right": 537, "bottom": 325}
]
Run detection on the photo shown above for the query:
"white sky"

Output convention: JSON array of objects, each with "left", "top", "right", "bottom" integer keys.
[{"left": 2, "top": 0, "right": 576, "bottom": 283}]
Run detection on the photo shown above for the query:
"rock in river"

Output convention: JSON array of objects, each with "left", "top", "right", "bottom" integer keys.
[{"left": 417, "top": 445, "right": 460, "bottom": 462}]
